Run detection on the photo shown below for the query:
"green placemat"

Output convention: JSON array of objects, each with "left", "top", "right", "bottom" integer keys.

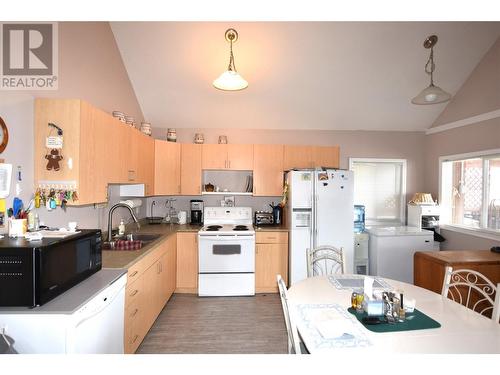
[{"left": 348, "top": 308, "right": 441, "bottom": 333}]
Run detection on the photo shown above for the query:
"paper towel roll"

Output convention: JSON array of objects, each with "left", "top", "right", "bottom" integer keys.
[{"left": 119, "top": 199, "right": 143, "bottom": 208}]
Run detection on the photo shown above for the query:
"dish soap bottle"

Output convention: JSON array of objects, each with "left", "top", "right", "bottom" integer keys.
[{"left": 118, "top": 219, "right": 126, "bottom": 236}]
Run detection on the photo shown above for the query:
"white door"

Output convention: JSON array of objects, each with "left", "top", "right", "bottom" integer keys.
[
  {"left": 288, "top": 171, "right": 313, "bottom": 209},
  {"left": 289, "top": 210, "right": 312, "bottom": 285},
  {"left": 67, "top": 275, "right": 126, "bottom": 354},
  {"left": 198, "top": 235, "right": 255, "bottom": 273},
  {"left": 314, "top": 170, "right": 355, "bottom": 273}
]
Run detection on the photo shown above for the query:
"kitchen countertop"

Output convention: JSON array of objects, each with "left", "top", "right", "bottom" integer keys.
[
  {"left": 102, "top": 223, "right": 201, "bottom": 269},
  {"left": 254, "top": 225, "right": 289, "bottom": 232},
  {"left": 0, "top": 268, "right": 126, "bottom": 314},
  {"left": 102, "top": 222, "right": 288, "bottom": 270}
]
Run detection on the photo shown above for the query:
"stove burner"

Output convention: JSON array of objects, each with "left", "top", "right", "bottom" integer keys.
[
  {"left": 207, "top": 225, "right": 222, "bottom": 229},
  {"left": 233, "top": 225, "right": 249, "bottom": 231},
  {"left": 206, "top": 227, "right": 220, "bottom": 231}
]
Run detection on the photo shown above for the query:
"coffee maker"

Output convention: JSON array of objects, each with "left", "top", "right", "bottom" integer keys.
[{"left": 190, "top": 200, "right": 204, "bottom": 225}]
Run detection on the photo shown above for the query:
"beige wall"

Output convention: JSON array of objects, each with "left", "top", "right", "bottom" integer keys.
[
  {"left": 0, "top": 22, "right": 145, "bottom": 232},
  {"left": 32, "top": 22, "right": 144, "bottom": 122},
  {"left": 152, "top": 127, "right": 427, "bottom": 205},
  {"left": 424, "top": 36, "right": 500, "bottom": 250},
  {"left": 432, "top": 37, "right": 500, "bottom": 127}
]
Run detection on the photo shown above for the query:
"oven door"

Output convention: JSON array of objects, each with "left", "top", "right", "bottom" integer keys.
[{"left": 198, "top": 234, "right": 255, "bottom": 273}]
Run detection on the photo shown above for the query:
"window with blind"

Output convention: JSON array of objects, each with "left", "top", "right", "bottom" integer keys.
[
  {"left": 440, "top": 150, "right": 500, "bottom": 234},
  {"left": 349, "top": 158, "right": 407, "bottom": 226}
]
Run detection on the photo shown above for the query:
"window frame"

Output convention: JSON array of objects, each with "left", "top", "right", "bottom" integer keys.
[
  {"left": 349, "top": 157, "right": 407, "bottom": 226},
  {"left": 439, "top": 148, "right": 500, "bottom": 241}
]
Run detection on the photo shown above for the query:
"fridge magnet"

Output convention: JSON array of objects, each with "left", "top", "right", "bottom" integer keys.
[{"left": 318, "top": 172, "right": 328, "bottom": 181}]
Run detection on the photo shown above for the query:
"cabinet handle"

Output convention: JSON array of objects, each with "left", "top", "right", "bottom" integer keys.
[
  {"left": 229, "top": 160, "right": 231, "bottom": 169},
  {"left": 132, "top": 334, "right": 139, "bottom": 343},
  {"left": 130, "top": 289, "right": 139, "bottom": 297},
  {"left": 128, "top": 170, "right": 135, "bottom": 181},
  {"left": 130, "top": 270, "right": 138, "bottom": 277},
  {"left": 131, "top": 308, "right": 139, "bottom": 317},
  {"left": 178, "top": 185, "right": 181, "bottom": 194}
]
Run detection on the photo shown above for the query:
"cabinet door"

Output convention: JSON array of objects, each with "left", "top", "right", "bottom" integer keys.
[
  {"left": 138, "top": 134, "right": 155, "bottom": 196},
  {"left": 181, "top": 144, "right": 202, "bottom": 195},
  {"left": 91, "top": 107, "right": 117, "bottom": 203},
  {"left": 253, "top": 144, "right": 284, "bottom": 197},
  {"left": 164, "top": 235, "right": 177, "bottom": 301},
  {"left": 202, "top": 144, "right": 227, "bottom": 170},
  {"left": 255, "top": 243, "right": 288, "bottom": 292},
  {"left": 154, "top": 140, "right": 181, "bottom": 195},
  {"left": 312, "top": 146, "right": 339, "bottom": 168},
  {"left": 176, "top": 232, "right": 198, "bottom": 293},
  {"left": 123, "top": 126, "right": 139, "bottom": 183},
  {"left": 141, "top": 262, "right": 159, "bottom": 334},
  {"left": 227, "top": 144, "right": 253, "bottom": 170},
  {"left": 284, "top": 145, "right": 313, "bottom": 170}
]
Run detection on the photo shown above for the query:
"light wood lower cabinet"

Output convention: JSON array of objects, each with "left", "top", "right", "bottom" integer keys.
[
  {"left": 255, "top": 231, "right": 289, "bottom": 293},
  {"left": 124, "top": 235, "right": 177, "bottom": 354},
  {"left": 176, "top": 232, "right": 198, "bottom": 293}
]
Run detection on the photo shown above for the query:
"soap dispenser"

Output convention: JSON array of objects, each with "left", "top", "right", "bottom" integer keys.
[{"left": 118, "top": 219, "right": 126, "bottom": 236}]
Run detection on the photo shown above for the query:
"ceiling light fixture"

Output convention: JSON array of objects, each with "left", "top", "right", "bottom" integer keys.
[
  {"left": 411, "top": 35, "right": 451, "bottom": 105},
  {"left": 213, "top": 28, "right": 248, "bottom": 91}
]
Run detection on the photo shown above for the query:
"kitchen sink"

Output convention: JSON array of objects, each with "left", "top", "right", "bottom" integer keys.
[
  {"left": 102, "top": 233, "right": 162, "bottom": 250},
  {"left": 124, "top": 233, "right": 162, "bottom": 242}
]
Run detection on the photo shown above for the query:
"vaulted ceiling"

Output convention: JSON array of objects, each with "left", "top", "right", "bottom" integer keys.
[{"left": 111, "top": 22, "right": 500, "bottom": 131}]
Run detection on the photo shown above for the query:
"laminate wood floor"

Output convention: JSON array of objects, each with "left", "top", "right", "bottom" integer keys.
[{"left": 137, "top": 293, "right": 288, "bottom": 354}]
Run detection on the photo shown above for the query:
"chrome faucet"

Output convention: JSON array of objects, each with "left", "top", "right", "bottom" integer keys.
[{"left": 107, "top": 203, "right": 141, "bottom": 242}]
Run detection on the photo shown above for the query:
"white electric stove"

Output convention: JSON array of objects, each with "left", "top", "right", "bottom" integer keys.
[{"left": 198, "top": 207, "right": 255, "bottom": 296}]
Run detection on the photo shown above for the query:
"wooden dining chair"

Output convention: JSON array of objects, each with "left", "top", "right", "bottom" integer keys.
[
  {"left": 277, "top": 274, "right": 303, "bottom": 354},
  {"left": 307, "top": 245, "right": 346, "bottom": 277},
  {"left": 441, "top": 266, "right": 500, "bottom": 322}
]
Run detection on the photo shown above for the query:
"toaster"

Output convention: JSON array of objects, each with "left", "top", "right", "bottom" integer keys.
[{"left": 254, "top": 211, "right": 274, "bottom": 225}]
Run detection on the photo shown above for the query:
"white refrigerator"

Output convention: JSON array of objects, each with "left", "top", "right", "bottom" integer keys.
[{"left": 286, "top": 169, "right": 354, "bottom": 285}]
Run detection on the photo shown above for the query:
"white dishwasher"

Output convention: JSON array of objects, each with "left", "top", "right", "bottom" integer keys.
[
  {"left": 0, "top": 269, "right": 127, "bottom": 354},
  {"left": 367, "top": 226, "right": 435, "bottom": 284}
]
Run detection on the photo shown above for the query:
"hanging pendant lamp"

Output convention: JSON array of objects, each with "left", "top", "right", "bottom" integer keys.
[
  {"left": 213, "top": 28, "right": 248, "bottom": 91},
  {"left": 411, "top": 35, "right": 451, "bottom": 105}
]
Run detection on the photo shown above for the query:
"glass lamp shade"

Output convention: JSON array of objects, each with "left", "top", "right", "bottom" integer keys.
[
  {"left": 411, "top": 84, "right": 451, "bottom": 105},
  {"left": 213, "top": 70, "right": 248, "bottom": 91}
]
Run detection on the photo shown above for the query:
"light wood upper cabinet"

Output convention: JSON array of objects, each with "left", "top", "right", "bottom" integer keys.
[
  {"left": 176, "top": 232, "right": 198, "bottom": 293},
  {"left": 312, "top": 146, "right": 339, "bottom": 168},
  {"left": 284, "top": 145, "right": 340, "bottom": 170},
  {"left": 202, "top": 144, "right": 253, "bottom": 170},
  {"left": 202, "top": 144, "right": 227, "bottom": 170},
  {"left": 35, "top": 99, "right": 108, "bottom": 205},
  {"left": 253, "top": 144, "right": 284, "bottom": 197},
  {"left": 181, "top": 144, "right": 202, "bottom": 195},
  {"left": 227, "top": 144, "right": 253, "bottom": 170},
  {"left": 255, "top": 231, "right": 288, "bottom": 293},
  {"left": 284, "top": 145, "right": 313, "bottom": 170},
  {"left": 154, "top": 140, "right": 181, "bottom": 196},
  {"left": 136, "top": 133, "right": 155, "bottom": 195}
]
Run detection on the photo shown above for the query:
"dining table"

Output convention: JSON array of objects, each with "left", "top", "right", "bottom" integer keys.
[{"left": 287, "top": 275, "right": 500, "bottom": 354}]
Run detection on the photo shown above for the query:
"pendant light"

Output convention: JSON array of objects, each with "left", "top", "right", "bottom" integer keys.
[
  {"left": 213, "top": 28, "right": 248, "bottom": 91},
  {"left": 411, "top": 35, "right": 451, "bottom": 105}
]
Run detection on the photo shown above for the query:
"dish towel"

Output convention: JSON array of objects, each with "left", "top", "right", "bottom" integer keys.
[{"left": 113, "top": 240, "right": 143, "bottom": 250}]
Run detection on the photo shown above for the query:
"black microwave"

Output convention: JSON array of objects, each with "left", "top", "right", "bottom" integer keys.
[{"left": 0, "top": 229, "right": 102, "bottom": 307}]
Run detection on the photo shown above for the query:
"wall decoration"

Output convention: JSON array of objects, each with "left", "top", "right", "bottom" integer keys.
[
  {"left": 0, "top": 116, "right": 9, "bottom": 153},
  {"left": 45, "top": 149, "right": 63, "bottom": 171}
]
